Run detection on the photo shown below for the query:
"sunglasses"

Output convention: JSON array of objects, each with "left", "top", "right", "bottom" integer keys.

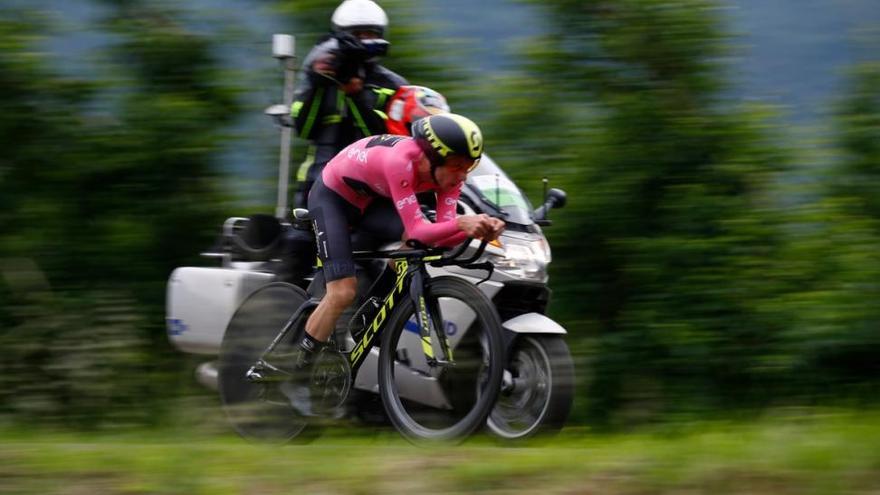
[{"left": 445, "top": 156, "right": 481, "bottom": 174}]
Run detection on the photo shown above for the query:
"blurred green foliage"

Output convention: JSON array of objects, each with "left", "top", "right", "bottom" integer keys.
[
  {"left": 0, "top": 0, "right": 878, "bottom": 430},
  {"left": 484, "top": 0, "right": 880, "bottom": 426},
  {"left": 0, "top": 2, "right": 239, "bottom": 427},
  {"left": 488, "top": 0, "right": 786, "bottom": 424}
]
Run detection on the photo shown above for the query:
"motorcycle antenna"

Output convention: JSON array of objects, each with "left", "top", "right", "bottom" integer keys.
[
  {"left": 495, "top": 173, "right": 500, "bottom": 207},
  {"left": 542, "top": 176, "right": 549, "bottom": 220},
  {"left": 273, "top": 34, "right": 297, "bottom": 220}
]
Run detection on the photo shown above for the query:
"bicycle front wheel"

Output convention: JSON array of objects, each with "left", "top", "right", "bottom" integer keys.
[{"left": 378, "top": 276, "right": 504, "bottom": 443}]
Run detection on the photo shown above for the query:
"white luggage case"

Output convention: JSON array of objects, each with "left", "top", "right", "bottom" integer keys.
[{"left": 166, "top": 267, "right": 276, "bottom": 354}]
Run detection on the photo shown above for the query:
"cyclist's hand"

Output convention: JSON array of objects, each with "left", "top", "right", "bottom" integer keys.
[
  {"left": 456, "top": 214, "right": 494, "bottom": 239},
  {"left": 485, "top": 217, "right": 506, "bottom": 242}
]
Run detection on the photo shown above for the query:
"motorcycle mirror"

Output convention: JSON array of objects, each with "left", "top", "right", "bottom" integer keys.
[
  {"left": 533, "top": 187, "right": 567, "bottom": 226},
  {"left": 264, "top": 104, "right": 288, "bottom": 117},
  {"left": 546, "top": 188, "right": 567, "bottom": 209},
  {"left": 264, "top": 104, "right": 293, "bottom": 127}
]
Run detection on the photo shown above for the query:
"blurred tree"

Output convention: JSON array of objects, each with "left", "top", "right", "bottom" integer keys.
[
  {"left": 0, "top": 2, "right": 241, "bottom": 426},
  {"left": 91, "top": 0, "right": 239, "bottom": 294},
  {"left": 491, "top": 0, "right": 792, "bottom": 425},
  {"left": 779, "top": 61, "right": 880, "bottom": 398},
  {"left": 831, "top": 63, "right": 880, "bottom": 220}
]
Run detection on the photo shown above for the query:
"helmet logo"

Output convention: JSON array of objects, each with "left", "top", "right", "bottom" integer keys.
[
  {"left": 423, "top": 119, "right": 454, "bottom": 157},
  {"left": 468, "top": 129, "right": 482, "bottom": 158}
]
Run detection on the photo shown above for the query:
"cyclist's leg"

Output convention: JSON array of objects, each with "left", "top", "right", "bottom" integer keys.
[
  {"left": 303, "top": 177, "right": 361, "bottom": 346},
  {"left": 305, "top": 277, "right": 357, "bottom": 342},
  {"left": 281, "top": 178, "right": 361, "bottom": 414}
]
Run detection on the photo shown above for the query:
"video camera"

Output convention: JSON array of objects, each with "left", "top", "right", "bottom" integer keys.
[{"left": 332, "top": 32, "right": 389, "bottom": 82}]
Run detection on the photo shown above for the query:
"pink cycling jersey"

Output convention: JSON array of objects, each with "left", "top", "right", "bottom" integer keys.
[{"left": 321, "top": 135, "right": 468, "bottom": 247}]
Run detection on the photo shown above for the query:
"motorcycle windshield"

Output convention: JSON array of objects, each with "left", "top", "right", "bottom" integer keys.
[{"left": 466, "top": 154, "right": 535, "bottom": 226}]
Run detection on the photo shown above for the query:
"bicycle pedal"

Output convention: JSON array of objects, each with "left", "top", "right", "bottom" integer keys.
[
  {"left": 245, "top": 365, "right": 264, "bottom": 382},
  {"left": 247, "top": 360, "right": 292, "bottom": 382}
]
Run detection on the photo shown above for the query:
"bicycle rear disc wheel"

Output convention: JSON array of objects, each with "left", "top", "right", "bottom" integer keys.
[
  {"left": 378, "top": 276, "right": 504, "bottom": 443},
  {"left": 218, "top": 282, "right": 311, "bottom": 443}
]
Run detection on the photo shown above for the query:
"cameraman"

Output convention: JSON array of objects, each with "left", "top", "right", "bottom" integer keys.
[{"left": 290, "top": 0, "right": 408, "bottom": 208}]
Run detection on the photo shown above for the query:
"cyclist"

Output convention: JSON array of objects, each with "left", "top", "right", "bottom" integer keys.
[
  {"left": 285, "top": 113, "right": 505, "bottom": 413},
  {"left": 343, "top": 85, "right": 453, "bottom": 247},
  {"left": 291, "top": 0, "right": 408, "bottom": 209}
]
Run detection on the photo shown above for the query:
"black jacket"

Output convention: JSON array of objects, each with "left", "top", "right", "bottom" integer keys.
[{"left": 291, "top": 36, "right": 407, "bottom": 206}]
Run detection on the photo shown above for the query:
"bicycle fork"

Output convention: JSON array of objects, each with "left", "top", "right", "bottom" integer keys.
[{"left": 408, "top": 265, "right": 454, "bottom": 367}]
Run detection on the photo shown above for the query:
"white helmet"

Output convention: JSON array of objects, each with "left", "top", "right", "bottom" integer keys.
[{"left": 331, "top": 0, "right": 388, "bottom": 37}]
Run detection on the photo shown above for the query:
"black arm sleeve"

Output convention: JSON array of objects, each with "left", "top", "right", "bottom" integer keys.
[{"left": 291, "top": 39, "right": 341, "bottom": 139}]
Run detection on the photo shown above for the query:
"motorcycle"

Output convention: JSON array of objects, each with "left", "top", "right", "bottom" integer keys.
[{"left": 165, "top": 34, "right": 573, "bottom": 440}]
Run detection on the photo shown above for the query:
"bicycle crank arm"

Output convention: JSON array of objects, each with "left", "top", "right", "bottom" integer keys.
[{"left": 246, "top": 359, "right": 293, "bottom": 382}]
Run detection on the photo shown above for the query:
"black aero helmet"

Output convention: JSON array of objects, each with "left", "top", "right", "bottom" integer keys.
[{"left": 412, "top": 113, "right": 483, "bottom": 171}]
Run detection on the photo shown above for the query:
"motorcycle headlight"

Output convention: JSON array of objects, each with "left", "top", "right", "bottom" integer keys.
[{"left": 490, "top": 237, "right": 551, "bottom": 281}]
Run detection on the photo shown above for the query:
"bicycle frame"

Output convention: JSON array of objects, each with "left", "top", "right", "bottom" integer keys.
[
  {"left": 345, "top": 238, "right": 490, "bottom": 373},
  {"left": 348, "top": 254, "right": 446, "bottom": 370},
  {"left": 251, "top": 249, "right": 454, "bottom": 381}
]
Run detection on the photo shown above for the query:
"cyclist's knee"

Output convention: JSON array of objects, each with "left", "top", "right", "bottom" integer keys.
[{"left": 325, "top": 277, "right": 357, "bottom": 308}]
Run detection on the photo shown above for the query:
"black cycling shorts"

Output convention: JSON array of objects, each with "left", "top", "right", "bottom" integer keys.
[{"left": 307, "top": 177, "right": 403, "bottom": 282}]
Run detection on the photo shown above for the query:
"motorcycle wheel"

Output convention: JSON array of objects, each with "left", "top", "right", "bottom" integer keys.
[
  {"left": 218, "top": 282, "right": 313, "bottom": 443},
  {"left": 487, "top": 335, "right": 574, "bottom": 440},
  {"left": 378, "top": 276, "right": 505, "bottom": 444}
]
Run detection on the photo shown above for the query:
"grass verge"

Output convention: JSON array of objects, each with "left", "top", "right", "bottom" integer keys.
[{"left": 1, "top": 409, "right": 879, "bottom": 494}]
